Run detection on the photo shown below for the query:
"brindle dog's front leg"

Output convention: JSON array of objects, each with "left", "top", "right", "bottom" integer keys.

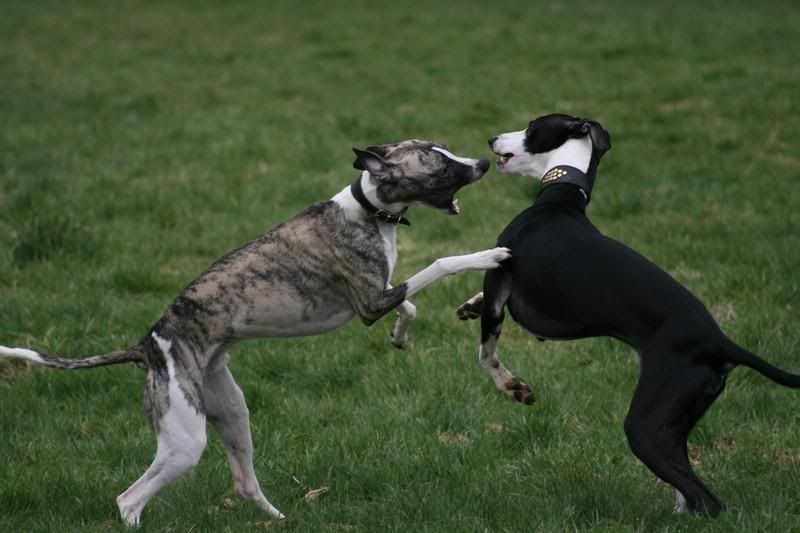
[
  {"left": 390, "top": 295, "right": 417, "bottom": 349},
  {"left": 352, "top": 247, "right": 511, "bottom": 326}
]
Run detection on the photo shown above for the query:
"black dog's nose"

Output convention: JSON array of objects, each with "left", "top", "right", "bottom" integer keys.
[
  {"left": 488, "top": 136, "right": 498, "bottom": 147},
  {"left": 477, "top": 159, "right": 490, "bottom": 173}
]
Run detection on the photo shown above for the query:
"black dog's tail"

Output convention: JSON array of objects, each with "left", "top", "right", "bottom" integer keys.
[
  {"left": 0, "top": 343, "right": 145, "bottom": 370},
  {"left": 724, "top": 340, "right": 800, "bottom": 388}
]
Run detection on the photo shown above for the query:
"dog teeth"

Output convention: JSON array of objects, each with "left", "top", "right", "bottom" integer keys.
[{"left": 451, "top": 199, "right": 461, "bottom": 214}]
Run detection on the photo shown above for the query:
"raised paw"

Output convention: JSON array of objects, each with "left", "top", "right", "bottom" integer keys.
[
  {"left": 390, "top": 316, "right": 411, "bottom": 349},
  {"left": 478, "top": 247, "right": 511, "bottom": 270},
  {"left": 456, "top": 292, "right": 484, "bottom": 320},
  {"left": 390, "top": 301, "right": 416, "bottom": 349},
  {"left": 389, "top": 323, "right": 407, "bottom": 349}
]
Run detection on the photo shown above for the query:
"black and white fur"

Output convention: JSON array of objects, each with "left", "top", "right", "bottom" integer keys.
[
  {"left": 457, "top": 113, "right": 800, "bottom": 515},
  {"left": 0, "top": 140, "right": 509, "bottom": 527}
]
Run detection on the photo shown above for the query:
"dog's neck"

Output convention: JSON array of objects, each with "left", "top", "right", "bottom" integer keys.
[
  {"left": 537, "top": 137, "right": 596, "bottom": 206},
  {"left": 333, "top": 172, "right": 410, "bottom": 225},
  {"left": 544, "top": 137, "right": 593, "bottom": 174}
]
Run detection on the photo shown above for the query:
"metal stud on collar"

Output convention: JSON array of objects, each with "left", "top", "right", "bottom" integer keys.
[{"left": 542, "top": 167, "right": 568, "bottom": 184}]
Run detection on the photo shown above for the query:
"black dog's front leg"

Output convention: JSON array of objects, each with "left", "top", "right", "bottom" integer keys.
[
  {"left": 478, "top": 268, "right": 534, "bottom": 404},
  {"left": 456, "top": 291, "right": 484, "bottom": 320}
]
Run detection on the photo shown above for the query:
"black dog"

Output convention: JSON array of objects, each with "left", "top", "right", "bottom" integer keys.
[{"left": 457, "top": 113, "right": 800, "bottom": 515}]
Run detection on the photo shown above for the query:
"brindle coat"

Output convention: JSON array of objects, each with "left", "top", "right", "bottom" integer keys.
[{"left": 0, "top": 140, "right": 509, "bottom": 526}]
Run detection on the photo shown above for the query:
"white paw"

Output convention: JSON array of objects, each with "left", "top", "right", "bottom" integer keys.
[
  {"left": 471, "top": 247, "right": 511, "bottom": 271},
  {"left": 673, "top": 490, "right": 688, "bottom": 514},
  {"left": 119, "top": 507, "right": 141, "bottom": 528},
  {"left": 390, "top": 322, "right": 408, "bottom": 349}
]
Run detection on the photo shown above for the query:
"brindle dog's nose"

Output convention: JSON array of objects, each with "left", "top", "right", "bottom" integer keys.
[
  {"left": 488, "top": 136, "right": 498, "bottom": 147},
  {"left": 478, "top": 159, "right": 490, "bottom": 173}
]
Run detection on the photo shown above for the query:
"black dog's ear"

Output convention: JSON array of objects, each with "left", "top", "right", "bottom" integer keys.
[
  {"left": 352, "top": 148, "right": 390, "bottom": 175},
  {"left": 578, "top": 120, "right": 612, "bottom": 157}
]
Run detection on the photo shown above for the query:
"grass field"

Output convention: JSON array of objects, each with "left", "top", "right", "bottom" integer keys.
[{"left": 2, "top": 1, "right": 799, "bottom": 531}]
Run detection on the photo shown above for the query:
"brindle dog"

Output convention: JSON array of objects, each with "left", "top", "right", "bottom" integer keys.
[{"left": 0, "top": 140, "right": 510, "bottom": 526}]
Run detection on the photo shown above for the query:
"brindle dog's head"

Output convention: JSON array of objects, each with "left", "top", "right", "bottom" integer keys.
[{"left": 352, "top": 140, "right": 490, "bottom": 214}]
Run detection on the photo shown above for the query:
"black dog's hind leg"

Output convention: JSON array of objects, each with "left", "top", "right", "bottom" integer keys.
[
  {"left": 479, "top": 269, "right": 533, "bottom": 404},
  {"left": 624, "top": 354, "right": 727, "bottom": 515}
]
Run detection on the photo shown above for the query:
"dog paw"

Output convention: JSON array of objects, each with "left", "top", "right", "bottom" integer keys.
[
  {"left": 390, "top": 318, "right": 410, "bottom": 349},
  {"left": 481, "top": 247, "right": 512, "bottom": 269},
  {"left": 389, "top": 328, "right": 407, "bottom": 349},
  {"left": 456, "top": 298, "right": 482, "bottom": 320},
  {"left": 504, "top": 377, "right": 534, "bottom": 405},
  {"left": 456, "top": 247, "right": 511, "bottom": 273}
]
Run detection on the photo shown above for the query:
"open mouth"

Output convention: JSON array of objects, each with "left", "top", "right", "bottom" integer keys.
[
  {"left": 428, "top": 167, "right": 488, "bottom": 215},
  {"left": 449, "top": 198, "right": 461, "bottom": 214},
  {"left": 431, "top": 197, "right": 461, "bottom": 215},
  {"left": 495, "top": 152, "right": 514, "bottom": 168}
]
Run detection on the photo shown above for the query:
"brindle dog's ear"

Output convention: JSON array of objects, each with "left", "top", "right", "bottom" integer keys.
[
  {"left": 364, "top": 144, "right": 393, "bottom": 157},
  {"left": 576, "top": 119, "right": 611, "bottom": 157},
  {"left": 352, "top": 148, "right": 390, "bottom": 175}
]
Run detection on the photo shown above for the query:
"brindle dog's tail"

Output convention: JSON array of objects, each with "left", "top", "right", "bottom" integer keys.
[
  {"left": 0, "top": 343, "right": 145, "bottom": 370},
  {"left": 723, "top": 339, "right": 800, "bottom": 388}
]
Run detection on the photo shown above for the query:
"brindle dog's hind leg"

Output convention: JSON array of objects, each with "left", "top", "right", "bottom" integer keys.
[
  {"left": 203, "top": 354, "right": 284, "bottom": 519},
  {"left": 479, "top": 269, "right": 533, "bottom": 404},
  {"left": 117, "top": 333, "right": 207, "bottom": 527}
]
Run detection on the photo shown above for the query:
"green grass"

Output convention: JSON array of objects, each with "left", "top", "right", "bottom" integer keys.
[{"left": 1, "top": 0, "right": 799, "bottom": 531}]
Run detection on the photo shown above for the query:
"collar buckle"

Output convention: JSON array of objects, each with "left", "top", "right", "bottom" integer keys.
[{"left": 374, "top": 209, "right": 409, "bottom": 225}]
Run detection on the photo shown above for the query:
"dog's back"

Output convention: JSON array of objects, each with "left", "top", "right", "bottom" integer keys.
[{"left": 496, "top": 184, "right": 710, "bottom": 347}]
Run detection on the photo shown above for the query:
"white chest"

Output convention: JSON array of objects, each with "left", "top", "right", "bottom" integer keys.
[{"left": 379, "top": 223, "right": 398, "bottom": 283}]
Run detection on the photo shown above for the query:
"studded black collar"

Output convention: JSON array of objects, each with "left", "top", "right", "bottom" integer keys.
[{"left": 539, "top": 165, "right": 593, "bottom": 204}]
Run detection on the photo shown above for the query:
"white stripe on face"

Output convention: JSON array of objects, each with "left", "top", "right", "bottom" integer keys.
[
  {"left": 431, "top": 146, "right": 477, "bottom": 166},
  {"left": 491, "top": 130, "right": 526, "bottom": 156}
]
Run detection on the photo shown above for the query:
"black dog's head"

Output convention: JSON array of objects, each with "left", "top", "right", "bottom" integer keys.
[
  {"left": 352, "top": 140, "right": 490, "bottom": 215},
  {"left": 488, "top": 114, "right": 611, "bottom": 179}
]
